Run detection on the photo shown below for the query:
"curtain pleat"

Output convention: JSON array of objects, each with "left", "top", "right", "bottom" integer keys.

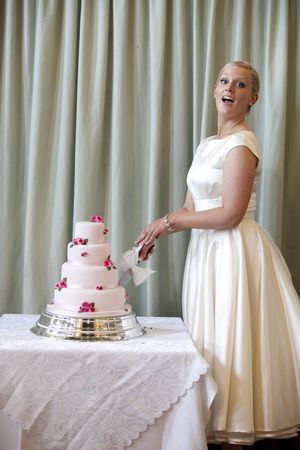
[{"left": 0, "top": 0, "right": 299, "bottom": 315}]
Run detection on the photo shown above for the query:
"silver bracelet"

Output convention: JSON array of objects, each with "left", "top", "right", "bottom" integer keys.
[{"left": 164, "top": 214, "right": 175, "bottom": 232}]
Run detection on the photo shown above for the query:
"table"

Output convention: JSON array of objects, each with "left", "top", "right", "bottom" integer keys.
[{"left": 0, "top": 314, "right": 217, "bottom": 450}]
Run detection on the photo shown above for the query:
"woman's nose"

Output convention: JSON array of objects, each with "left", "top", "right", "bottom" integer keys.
[{"left": 226, "top": 81, "right": 234, "bottom": 92}]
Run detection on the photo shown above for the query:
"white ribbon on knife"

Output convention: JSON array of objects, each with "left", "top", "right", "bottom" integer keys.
[{"left": 118, "top": 245, "right": 155, "bottom": 286}]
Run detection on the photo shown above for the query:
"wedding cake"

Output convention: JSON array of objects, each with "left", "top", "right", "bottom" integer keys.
[{"left": 47, "top": 215, "right": 130, "bottom": 318}]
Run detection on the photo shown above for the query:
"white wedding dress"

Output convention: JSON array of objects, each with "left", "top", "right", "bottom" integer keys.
[{"left": 182, "top": 130, "right": 300, "bottom": 445}]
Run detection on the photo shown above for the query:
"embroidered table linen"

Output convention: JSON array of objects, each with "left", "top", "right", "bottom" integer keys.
[{"left": 0, "top": 315, "right": 217, "bottom": 450}]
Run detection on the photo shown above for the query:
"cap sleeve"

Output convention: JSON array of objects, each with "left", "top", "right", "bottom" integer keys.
[{"left": 224, "top": 131, "right": 261, "bottom": 163}]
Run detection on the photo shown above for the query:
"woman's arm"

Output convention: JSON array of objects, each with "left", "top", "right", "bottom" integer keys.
[
  {"left": 136, "top": 190, "right": 195, "bottom": 260},
  {"left": 171, "top": 145, "right": 258, "bottom": 230},
  {"left": 136, "top": 145, "right": 257, "bottom": 259}
]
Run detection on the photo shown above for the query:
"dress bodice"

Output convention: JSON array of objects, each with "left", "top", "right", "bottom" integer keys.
[{"left": 186, "top": 130, "right": 261, "bottom": 219}]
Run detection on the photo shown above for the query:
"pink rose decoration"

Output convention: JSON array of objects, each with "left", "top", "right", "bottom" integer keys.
[
  {"left": 90, "top": 215, "right": 104, "bottom": 223},
  {"left": 71, "top": 237, "right": 88, "bottom": 247},
  {"left": 55, "top": 278, "right": 68, "bottom": 291},
  {"left": 81, "top": 251, "right": 88, "bottom": 257},
  {"left": 103, "top": 255, "right": 116, "bottom": 271},
  {"left": 103, "top": 228, "right": 109, "bottom": 235},
  {"left": 96, "top": 285, "right": 103, "bottom": 290},
  {"left": 78, "top": 301, "right": 95, "bottom": 313}
]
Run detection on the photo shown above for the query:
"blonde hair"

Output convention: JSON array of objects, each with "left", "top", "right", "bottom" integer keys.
[{"left": 216, "top": 60, "right": 260, "bottom": 95}]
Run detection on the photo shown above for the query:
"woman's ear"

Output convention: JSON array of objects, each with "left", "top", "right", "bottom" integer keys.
[{"left": 250, "top": 93, "right": 258, "bottom": 106}]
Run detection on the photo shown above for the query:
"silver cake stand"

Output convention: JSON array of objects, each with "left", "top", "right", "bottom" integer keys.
[{"left": 31, "top": 308, "right": 145, "bottom": 341}]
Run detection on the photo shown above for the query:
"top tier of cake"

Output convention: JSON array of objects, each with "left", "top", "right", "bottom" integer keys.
[{"left": 74, "top": 220, "right": 106, "bottom": 244}]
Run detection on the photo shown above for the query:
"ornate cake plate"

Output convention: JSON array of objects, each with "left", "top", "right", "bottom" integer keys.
[{"left": 31, "top": 307, "right": 145, "bottom": 341}]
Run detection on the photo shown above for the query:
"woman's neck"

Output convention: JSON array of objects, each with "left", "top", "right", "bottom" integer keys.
[{"left": 217, "top": 118, "right": 249, "bottom": 139}]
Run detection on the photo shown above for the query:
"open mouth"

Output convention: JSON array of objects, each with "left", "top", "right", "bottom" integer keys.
[{"left": 222, "top": 95, "right": 234, "bottom": 104}]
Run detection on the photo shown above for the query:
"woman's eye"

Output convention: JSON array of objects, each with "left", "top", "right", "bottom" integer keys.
[
  {"left": 236, "top": 81, "right": 246, "bottom": 88},
  {"left": 220, "top": 78, "right": 228, "bottom": 85}
]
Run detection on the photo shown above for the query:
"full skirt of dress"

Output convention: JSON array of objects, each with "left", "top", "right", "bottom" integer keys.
[{"left": 182, "top": 218, "right": 300, "bottom": 445}]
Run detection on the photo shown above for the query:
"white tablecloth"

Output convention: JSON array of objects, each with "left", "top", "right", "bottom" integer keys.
[{"left": 0, "top": 314, "right": 217, "bottom": 450}]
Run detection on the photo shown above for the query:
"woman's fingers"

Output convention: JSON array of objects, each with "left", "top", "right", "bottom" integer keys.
[
  {"left": 138, "top": 246, "right": 149, "bottom": 261},
  {"left": 138, "top": 244, "right": 155, "bottom": 261},
  {"left": 135, "top": 228, "right": 148, "bottom": 245},
  {"left": 136, "top": 226, "right": 155, "bottom": 245},
  {"left": 136, "top": 217, "right": 164, "bottom": 247}
]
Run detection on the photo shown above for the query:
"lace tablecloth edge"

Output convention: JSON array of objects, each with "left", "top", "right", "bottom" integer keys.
[
  {"left": 123, "top": 371, "right": 218, "bottom": 449},
  {"left": 0, "top": 370, "right": 218, "bottom": 450}
]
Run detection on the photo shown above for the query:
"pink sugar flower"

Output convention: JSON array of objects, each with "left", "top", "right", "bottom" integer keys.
[
  {"left": 71, "top": 237, "right": 88, "bottom": 247},
  {"left": 55, "top": 278, "right": 68, "bottom": 291},
  {"left": 75, "top": 237, "right": 84, "bottom": 245},
  {"left": 81, "top": 301, "right": 90, "bottom": 308},
  {"left": 78, "top": 301, "right": 95, "bottom": 313},
  {"left": 81, "top": 251, "right": 88, "bottom": 257},
  {"left": 96, "top": 285, "right": 103, "bottom": 290},
  {"left": 103, "top": 228, "right": 109, "bottom": 235},
  {"left": 103, "top": 255, "right": 116, "bottom": 271},
  {"left": 90, "top": 215, "right": 104, "bottom": 223},
  {"left": 104, "top": 259, "right": 112, "bottom": 268}
]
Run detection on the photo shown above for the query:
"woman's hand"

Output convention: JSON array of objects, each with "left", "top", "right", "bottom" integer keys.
[
  {"left": 135, "top": 217, "right": 167, "bottom": 250},
  {"left": 135, "top": 192, "right": 195, "bottom": 261},
  {"left": 138, "top": 243, "right": 156, "bottom": 261},
  {"left": 135, "top": 216, "right": 169, "bottom": 261}
]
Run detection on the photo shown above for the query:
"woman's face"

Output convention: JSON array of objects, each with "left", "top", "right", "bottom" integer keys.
[{"left": 214, "top": 65, "right": 258, "bottom": 118}]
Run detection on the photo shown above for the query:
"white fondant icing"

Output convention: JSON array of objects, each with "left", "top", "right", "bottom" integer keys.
[
  {"left": 74, "top": 221, "right": 106, "bottom": 244},
  {"left": 68, "top": 243, "right": 111, "bottom": 265},
  {"left": 61, "top": 262, "right": 118, "bottom": 288},
  {"left": 53, "top": 286, "right": 126, "bottom": 311},
  {"left": 47, "top": 304, "right": 132, "bottom": 318}
]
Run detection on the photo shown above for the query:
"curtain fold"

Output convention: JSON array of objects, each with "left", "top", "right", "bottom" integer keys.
[{"left": 0, "top": 0, "right": 299, "bottom": 316}]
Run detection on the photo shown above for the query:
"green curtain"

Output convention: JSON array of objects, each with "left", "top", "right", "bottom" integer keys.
[{"left": 0, "top": 0, "right": 299, "bottom": 316}]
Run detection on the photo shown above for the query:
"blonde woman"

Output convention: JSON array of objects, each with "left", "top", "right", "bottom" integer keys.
[{"left": 136, "top": 61, "right": 300, "bottom": 448}]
